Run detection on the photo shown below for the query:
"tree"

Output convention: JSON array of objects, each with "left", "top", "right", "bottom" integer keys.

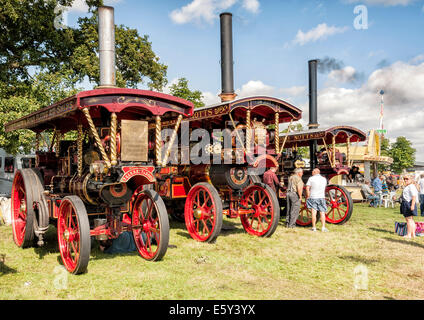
[
  {"left": 389, "top": 136, "right": 416, "bottom": 174},
  {"left": 0, "top": 0, "right": 168, "bottom": 154},
  {"left": 168, "top": 78, "right": 205, "bottom": 109},
  {"left": 280, "top": 123, "right": 309, "bottom": 159}
]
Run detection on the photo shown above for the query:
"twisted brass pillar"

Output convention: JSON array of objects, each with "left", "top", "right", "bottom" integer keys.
[
  {"left": 82, "top": 108, "right": 111, "bottom": 168},
  {"left": 110, "top": 112, "right": 118, "bottom": 166},
  {"left": 275, "top": 112, "right": 280, "bottom": 155},
  {"left": 77, "top": 124, "right": 83, "bottom": 177},
  {"left": 162, "top": 115, "right": 183, "bottom": 167},
  {"left": 246, "top": 110, "right": 251, "bottom": 153},
  {"left": 155, "top": 116, "right": 162, "bottom": 166}
]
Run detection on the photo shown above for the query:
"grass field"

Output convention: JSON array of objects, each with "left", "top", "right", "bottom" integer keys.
[{"left": 1, "top": 203, "right": 424, "bottom": 300}]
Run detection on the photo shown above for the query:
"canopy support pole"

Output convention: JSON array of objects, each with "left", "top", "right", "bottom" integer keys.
[{"left": 82, "top": 108, "right": 111, "bottom": 168}]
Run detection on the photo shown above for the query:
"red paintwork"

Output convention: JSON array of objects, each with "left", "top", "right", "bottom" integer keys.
[
  {"left": 239, "top": 184, "right": 275, "bottom": 236},
  {"left": 132, "top": 192, "right": 162, "bottom": 260},
  {"left": 11, "top": 171, "right": 26, "bottom": 246},
  {"left": 184, "top": 184, "right": 218, "bottom": 242},
  {"left": 120, "top": 166, "right": 155, "bottom": 183},
  {"left": 57, "top": 199, "right": 81, "bottom": 273}
]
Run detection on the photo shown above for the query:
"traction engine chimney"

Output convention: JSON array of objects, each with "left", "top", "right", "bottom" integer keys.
[
  {"left": 219, "top": 13, "right": 237, "bottom": 102},
  {"left": 308, "top": 59, "right": 319, "bottom": 169},
  {"left": 98, "top": 6, "right": 116, "bottom": 89}
]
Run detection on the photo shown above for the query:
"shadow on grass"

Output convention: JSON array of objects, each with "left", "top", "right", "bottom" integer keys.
[
  {"left": 383, "top": 237, "right": 424, "bottom": 249},
  {"left": 369, "top": 227, "right": 393, "bottom": 235},
  {"left": 0, "top": 255, "right": 17, "bottom": 276},
  {"left": 339, "top": 255, "right": 381, "bottom": 266},
  {"left": 173, "top": 218, "right": 246, "bottom": 240}
]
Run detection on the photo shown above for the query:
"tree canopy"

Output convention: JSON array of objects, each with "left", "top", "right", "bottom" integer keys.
[
  {"left": 389, "top": 136, "right": 416, "bottom": 174},
  {"left": 0, "top": 0, "right": 168, "bottom": 154},
  {"left": 168, "top": 78, "right": 205, "bottom": 109}
]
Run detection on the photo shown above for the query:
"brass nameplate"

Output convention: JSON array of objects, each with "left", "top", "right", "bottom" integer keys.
[{"left": 121, "top": 120, "right": 148, "bottom": 162}]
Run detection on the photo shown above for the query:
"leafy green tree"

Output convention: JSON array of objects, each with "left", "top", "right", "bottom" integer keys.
[
  {"left": 280, "top": 123, "right": 309, "bottom": 159},
  {"left": 168, "top": 78, "right": 205, "bottom": 109},
  {"left": 0, "top": 0, "right": 168, "bottom": 154},
  {"left": 389, "top": 136, "right": 416, "bottom": 174}
]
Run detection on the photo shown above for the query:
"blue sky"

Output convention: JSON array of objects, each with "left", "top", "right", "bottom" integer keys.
[{"left": 65, "top": 0, "right": 424, "bottom": 159}]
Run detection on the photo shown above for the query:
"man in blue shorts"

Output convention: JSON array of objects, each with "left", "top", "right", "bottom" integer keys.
[{"left": 306, "top": 168, "right": 329, "bottom": 232}]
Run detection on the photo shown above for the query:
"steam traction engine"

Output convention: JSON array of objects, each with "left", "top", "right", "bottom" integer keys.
[
  {"left": 154, "top": 96, "right": 302, "bottom": 243},
  {"left": 6, "top": 88, "right": 193, "bottom": 274},
  {"left": 276, "top": 60, "right": 367, "bottom": 226},
  {"left": 278, "top": 126, "right": 367, "bottom": 226}
]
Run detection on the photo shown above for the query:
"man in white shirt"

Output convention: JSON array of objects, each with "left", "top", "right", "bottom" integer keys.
[
  {"left": 306, "top": 168, "right": 329, "bottom": 232},
  {"left": 418, "top": 174, "right": 424, "bottom": 217}
]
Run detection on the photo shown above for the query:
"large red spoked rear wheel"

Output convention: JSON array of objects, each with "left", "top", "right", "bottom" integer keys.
[
  {"left": 57, "top": 196, "right": 91, "bottom": 275},
  {"left": 184, "top": 183, "right": 223, "bottom": 243},
  {"left": 132, "top": 189, "right": 169, "bottom": 261},
  {"left": 11, "top": 170, "right": 35, "bottom": 248},
  {"left": 296, "top": 198, "right": 312, "bottom": 226},
  {"left": 325, "top": 185, "right": 353, "bottom": 224},
  {"left": 240, "top": 183, "right": 280, "bottom": 237}
]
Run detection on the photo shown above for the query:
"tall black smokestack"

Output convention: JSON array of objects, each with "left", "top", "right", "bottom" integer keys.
[
  {"left": 98, "top": 6, "right": 116, "bottom": 88},
  {"left": 308, "top": 59, "right": 319, "bottom": 129},
  {"left": 308, "top": 59, "right": 319, "bottom": 169},
  {"left": 219, "top": 13, "right": 237, "bottom": 102}
]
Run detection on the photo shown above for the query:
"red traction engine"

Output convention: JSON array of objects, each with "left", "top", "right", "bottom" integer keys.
[
  {"left": 5, "top": 88, "right": 194, "bottom": 274},
  {"left": 277, "top": 126, "right": 367, "bottom": 226},
  {"left": 152, "top": 96, "right": 302, "bottom": 243}
]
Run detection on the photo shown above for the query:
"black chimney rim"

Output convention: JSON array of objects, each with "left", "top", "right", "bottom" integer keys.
[{"left": 220, "top": 12, "right": 233, "bottom": 17}]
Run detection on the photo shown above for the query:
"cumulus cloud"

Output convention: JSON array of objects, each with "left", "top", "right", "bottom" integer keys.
[
  {"left": 315, "top": 58, "right": 424, "bottom": 159},
  {"left": 63, "top": 0, "right": 122, "bottom": 13},
  {"left": 242, "top": 0, "right": 260, "bottom": 13},
  {"left": 235, "top": 80, "right": 276, "bottom": 98},
  {"left": 290, "top": 23, "right": 349, "bottom": 46},
  {"left": 346, "top": 0, "right": 415, "bottom": 6},
  {"left": 170, "top": 0, "right": 260, "bottom": 25},
  {"left": 327, "top": 66, "right": 365, "bottom": 84}
]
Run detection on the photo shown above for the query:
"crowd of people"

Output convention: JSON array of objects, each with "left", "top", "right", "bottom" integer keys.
[
  {"left": 262, "top": 166, "right": 424, "bottom": 238},
  {"left": 264, "top": 167, "right": 329, "bottom": 232}
]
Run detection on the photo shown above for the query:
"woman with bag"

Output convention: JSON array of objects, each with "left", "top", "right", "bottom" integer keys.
[{"left": 400, "top": 175, "right": 418, "bottom": 239}]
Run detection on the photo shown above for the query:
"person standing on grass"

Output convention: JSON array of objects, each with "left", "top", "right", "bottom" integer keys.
[
  {"left": 360, "top": 180, "right": 380, "bottom": 208},
  {"left": 286, "top": 168, "right": 304, "bottom": 228},
  {"left": 263, "top": 166, "right": 281, "bottom": 193},
  {"left": 418, "top": 174, "right": 424, "bottom": 217},
  {"left": 400, "top": 175, "right": 418, "bottom": 239},
  {"left": 306, "top": 168, "right": 329, "bottom": 232},
  {"left": 372, "top": 175, "right": 383, "bottom": 206}
]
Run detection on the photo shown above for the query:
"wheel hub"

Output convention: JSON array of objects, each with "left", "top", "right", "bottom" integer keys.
[{"left": 143, "top": 221, "right": 152, "bottom": 232}]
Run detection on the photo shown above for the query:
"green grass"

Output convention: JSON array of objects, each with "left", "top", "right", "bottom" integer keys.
[{"left": 1, "top": 203, "right": 424, "bottom": 300}]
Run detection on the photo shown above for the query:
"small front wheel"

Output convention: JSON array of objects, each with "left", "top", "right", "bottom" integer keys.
[
  {"left": 240, "top": 183, "right": 280, "bottom": 237},
  {"left": 184, "top": 183, "right": 223, "bottom": 243},
  {"left": 57, "top": 196, "right": 91, "bottom": 275},
  {"left": 132, "top": 189, "right": 169, "bottom": 261}
]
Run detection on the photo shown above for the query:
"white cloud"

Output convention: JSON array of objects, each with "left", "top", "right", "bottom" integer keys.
[
  {"left": 201, "top": 91, "right": 221, "bottom": 105},
  {"left": 235, "top": 80, "right": 276, "bottom": 98},
  {"left": 64, "top": 0, "right": 123, "bottom": 13},
  {"left": 169, "top": 0, "right": 260, "bottom": 25},
  {"left": 327, "top": 66, "right": 362, "bottom": 84},
  {"left": 315, "top": 59, "right": 424, "bottom": 159},
  {"left": 346, "top": 0, "right": 415, "bottom": 6},
  {"left": 291, "top": 23, "right": 349, "bottom": 46},
  {"left": 242, "top": 0, "right": 260, "bottom": 13},
  {"left": 279, "top": 86, "right": 307, "bottom": 97}
]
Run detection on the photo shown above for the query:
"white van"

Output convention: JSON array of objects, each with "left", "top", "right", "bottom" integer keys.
[{"left": 0, "top": 149, "right": 36, "bottom": 197}]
